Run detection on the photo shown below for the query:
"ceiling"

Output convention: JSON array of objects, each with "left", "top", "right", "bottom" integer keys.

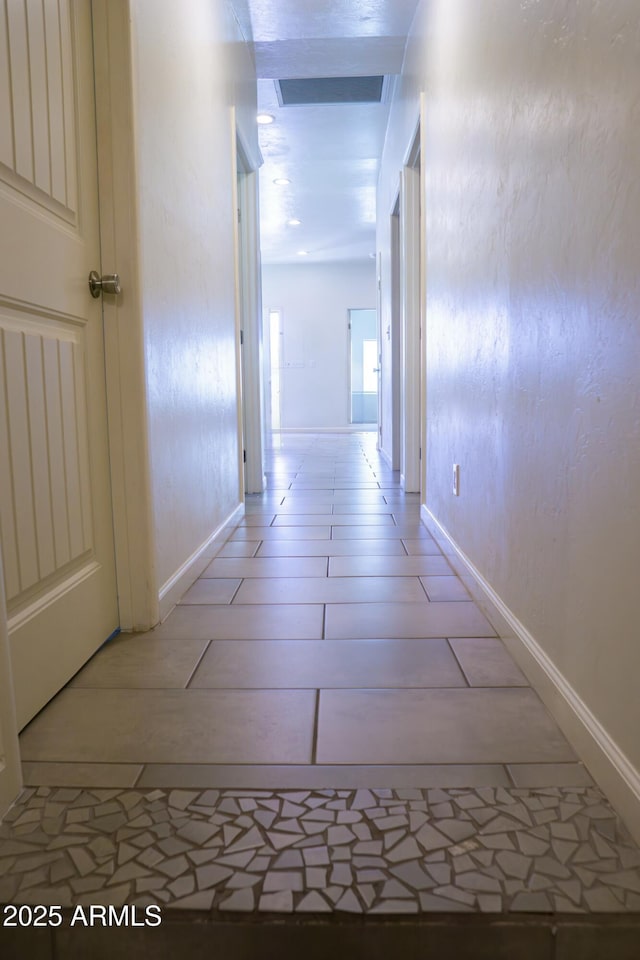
[{"left": 234, "top": 0, "right": 421, "bottom": 265}]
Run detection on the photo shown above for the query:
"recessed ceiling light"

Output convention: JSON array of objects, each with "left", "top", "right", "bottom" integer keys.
[
  {"left": 287, "top": 219, "right": 301, "bottom": 226},
  {"left": 257, "top": 113, "right": 274, "bottom": 125},
  {"left": 297, "top": 250, "right": 308, "bottom": 256},
  {"left": 273, "top": 178, "right": 291, "bottom": 186}
]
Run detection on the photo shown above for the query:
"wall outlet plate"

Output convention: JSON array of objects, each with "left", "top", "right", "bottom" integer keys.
[{"left": 453, "top": 463, "right": 460, "bottom": 496}]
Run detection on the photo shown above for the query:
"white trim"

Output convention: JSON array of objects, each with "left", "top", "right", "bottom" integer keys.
[
  {"left": 230, "top": 116, "right": 248, "bottom": 503},
  {"left": 390, "top": 196, "right": 402, "bottom": 470},
  {"left": 93, "top": 0, "right": 159, "bottom": 632},
  {"left": 418, "top": 93, "right": 428, "bottom": 502},
  {"left": 378, "top": 444, "right": 394, "bottom": 469},
  {"left": 421, "top": 504, "right": 640, "bottom": 846},
  {"left": 400, "top": 162, "right": 421, "bottom": 493},
  {"left": 236, "top": 157, "right": 266, "bottom": 495},
  {"left": 158, "top": 503, "right": 245, "bottom": 621}
]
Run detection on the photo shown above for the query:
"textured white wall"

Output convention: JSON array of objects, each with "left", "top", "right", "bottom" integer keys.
[
  {"left": 130, "top": 0, "right": 257, "bottom": 591},
  {"left": 262, "top": 262, "right": 376, "bottom": 430},
  {"left": 379, "top": 1, "right": 640, "bottom": 778}
]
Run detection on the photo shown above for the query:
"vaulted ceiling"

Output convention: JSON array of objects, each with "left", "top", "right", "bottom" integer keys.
[{"left": 234, "top": 0, "right": 421, "bottom": 264}]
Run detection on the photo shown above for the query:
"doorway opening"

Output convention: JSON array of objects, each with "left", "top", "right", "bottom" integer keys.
[
  {"left": 235, "top": 137, "right": 265, "bottom": 494},
  {"left": 400, "top": 117, "right": 423, "bottom": 494},
  {"left": 348, "top": 308, "right": 378, "bottom": 426}
]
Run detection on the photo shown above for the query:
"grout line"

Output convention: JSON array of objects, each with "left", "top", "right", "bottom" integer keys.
[
  {"left": 504, "top": 763, "right": 518, "bottom": 787},
  {"left": 311, "top": 689, "right": 320, "bottom": 764},
  {"left": 229, "top": 578, "right": 244, "bottom": 604},
  {"left": 184, "top": 639, "right": 214, "bottom": 689},
  {"left": 446, "top": 638, "right": 471, "bottom": 688}
]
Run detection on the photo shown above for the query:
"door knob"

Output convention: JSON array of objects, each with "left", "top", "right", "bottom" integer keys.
[{"left": 89, "top": 270, "right": 121, "bottom": 298}]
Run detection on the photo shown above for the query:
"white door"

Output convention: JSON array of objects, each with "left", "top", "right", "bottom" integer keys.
[{"left": 0, "top": 0, "right": 118, "bottom": 728}]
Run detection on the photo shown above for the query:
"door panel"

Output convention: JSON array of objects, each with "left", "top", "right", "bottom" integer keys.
[{"left": 0, "top": 0, "right": 118, "bottom": 728}]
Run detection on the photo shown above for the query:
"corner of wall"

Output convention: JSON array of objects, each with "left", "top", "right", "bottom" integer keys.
[{"left": 157, "top": 502, "right": 245, "bottom": 621}]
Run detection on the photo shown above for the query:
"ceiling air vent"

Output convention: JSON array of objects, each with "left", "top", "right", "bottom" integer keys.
[{"left": 276, "top": 76, "right": 385, "bottom": 106}]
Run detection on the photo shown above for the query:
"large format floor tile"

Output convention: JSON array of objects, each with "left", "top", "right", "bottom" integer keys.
[
  {"left": 256, "top": 539, "right": 408, "bottom": 557},
  {"left": 20, "top": 689, "right": 316, "bottom": 763},
  {"left": 421, "top": 576, "right": 471, "bottom": 601},
  {"left": 135, "top": 762, "right": 513, "bottom": 789},
  {"left": 148, "top": 603, "right": 325, "bottom": 640},
  {"left": 449, "top": 637, "right": 529, "bottom": 686},
  {"left": 289, "top": 481, "right": 381, "bottom": 489},
  {"left": 246, "top": 503, "right": 330, "bottom": 514},
  {"left": 282, "top": 492, "right": 389, "bottom": 504},
  {"left": 316, "top": 688, "right": 577, "bottom": 764},
  {"left": 189, "top": 639, "right": 468, "bottom": 689},
  {"left": 216, "top": 541, "right": 260, "bottom": 558},
  {"left": 324, "top": 601, "right": 496, "bottom": 638},
  {"left": 331, "top": 524, "right": 432, "bottom": 539},
  {"left": 202, "top": 556, "right": 329, "bottom": 578},
  {"left": 70, "top": 635, "right": 209, "bottom": 688},
  {"left": 403, "top": 539, "right": 447, "bottom": 555},
  {"left": 272, "top": 513, "right": 396, "bottom": 526},
  {"left": 179, "top": 578, "right": 241, "bottom": 604},
  {"left": 329, "top": 555, "right": 451, "bottom": 577},
  {"left": 230, "top": 525, "right": 332, "bottom": 540},
  {"left": 330, "top": 504, "right": 411, "bottom": 514},
  {"left": 238, "top": 513, "right": 277, "bottom": 525},
  {"left": 233, "top": 576, "right": 428, "bottom": 604},
  {"left": 20, "top": 762, "right": 143, "bottom": 787}
]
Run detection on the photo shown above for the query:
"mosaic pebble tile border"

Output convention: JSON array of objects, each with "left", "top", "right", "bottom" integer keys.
[{"left": 1, "top": 785, "right": 640, "bottom": 916}]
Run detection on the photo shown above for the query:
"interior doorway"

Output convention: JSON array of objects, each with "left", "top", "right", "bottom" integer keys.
[
  {"left": 348, "top": 309, "right": 378, "bottom": 425},
  {"left": 400, "top": 120, "right": 422, "bottom": 494},
  {"left": 235, "top": 139, "right": 265, "bottom": 494},
  {"left": 268, "top": 308, "right": 283, "bottom": 431}
]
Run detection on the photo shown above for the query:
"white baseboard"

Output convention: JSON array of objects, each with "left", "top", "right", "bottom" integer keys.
[
  {"left": 378, "top": 445, "right": 393, "bottom": 470},
  {"left": 275, "top": 426, "right": 377, "bottom": 434},
  {"left": 421, "top": 504, "right": 640, "bottom": 846},
  {"left": 158, "top": 503, "right": 245, "bottom": 622}
]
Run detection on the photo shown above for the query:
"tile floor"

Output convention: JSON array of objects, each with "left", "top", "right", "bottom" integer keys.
[{"left": 3, "top": 432, "right": 640, "bottom": 922}]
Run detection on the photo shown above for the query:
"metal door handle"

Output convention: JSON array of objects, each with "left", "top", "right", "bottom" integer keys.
[
  {"left": 89, "top": 270, "right": 121, "bottom": 298},
  {"left": 373, "top": 367, "right": 381, "bottom": 373}
]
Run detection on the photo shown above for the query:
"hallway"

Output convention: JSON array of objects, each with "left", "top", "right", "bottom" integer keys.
[
  {"left": 2, "top": 434, "right": 640, "bottom": 931},
  {"left": 20, "top": 432, "right": 579, "bottom": 782}
]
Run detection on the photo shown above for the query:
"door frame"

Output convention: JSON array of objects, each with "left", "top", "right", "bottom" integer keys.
[
  {"left": 0, "top": 0, "right": 157, "bottom": 817},
  {"left": 234, "top": 131, "right": 266, "bottom": 494},
  {"left": 418, "top": 94, "right": 428, "bottom": 503},
  {"left": 400, "top": 117, "right": 422, "bottom": 493},
  {"left": 92, "top": 0, "right": 158, "bottom": 632},
  {"left": 390, "top": 194, "right": 402, "bottom": 470}
]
